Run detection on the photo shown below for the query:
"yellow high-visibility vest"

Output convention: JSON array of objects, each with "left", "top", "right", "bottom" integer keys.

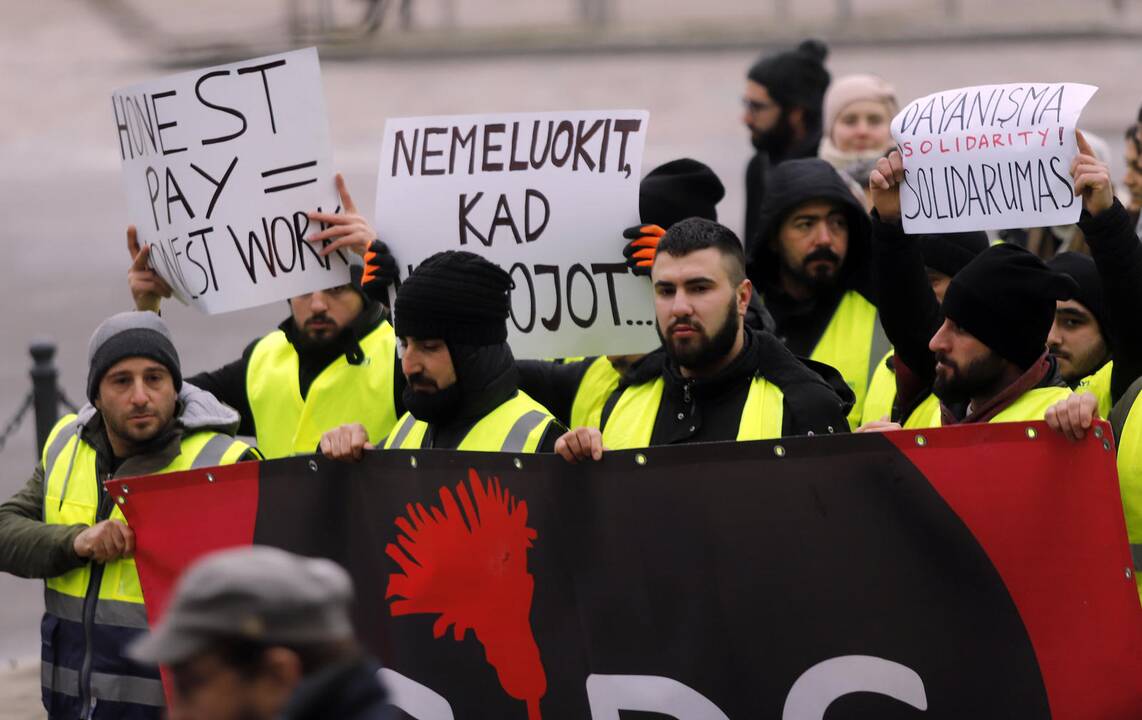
[
  {"left": 570, "top": 357, "right": 623, "bottom": 429},
  {"left": 247, "top": 321, "right": 398, "bottom": 458},
  {"left": 602, "top": 375, "right": 785, "bottom": 449},
  {"left": 384, "top": 390, "right": 555, "bottom": 453},
  {"left": 808, "top": 290, "right": 888, "bottom": 430},
  {"left": 902, "top": 386, "right": 1073, "bottom": 428}
]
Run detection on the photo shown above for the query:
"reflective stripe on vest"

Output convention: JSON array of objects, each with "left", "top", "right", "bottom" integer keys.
[
  {"left": 860, "top": 350, "right": 897, "bottom": 426},
  {"left": 808, "top": 291, "right": 887, "bottom": 430},
  {"left": 384, "top": 391, "right": 555, "bottom": 453},
  {"left": 1075, "top": 360, "right": 1113, "bottom": 420},
  {"left": 42, "top": 662, "right": 166, "bottom": 707},
  {"left": 247, "top": 321, "right": 398, "bottom": 458},
  {"left": 902, "top": 386, "right": 1074, "bottom": 428},
  {"left": 40, "top": 415, "right": 250, "bottom": 711},
  {"left": 570, "top": 357, "right": 622, "bottom": 429},
  {"left": 1111, "top": 376, "right": 1142, "bottom": 605},
  {"left": 602, "top": 375, "right": 785, "bottom": 450}
]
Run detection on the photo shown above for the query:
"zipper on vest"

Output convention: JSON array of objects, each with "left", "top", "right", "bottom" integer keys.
[
  {"left": 78, "top": 477, "right": 113, "bottom": 719},
  {"left": 682, "top": 381, "right": 693, "bottom": 407}
]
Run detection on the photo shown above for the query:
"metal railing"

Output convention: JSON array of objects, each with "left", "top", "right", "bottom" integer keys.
[{"left": 0, "top": 343, "right": 77, "bottom": 459}]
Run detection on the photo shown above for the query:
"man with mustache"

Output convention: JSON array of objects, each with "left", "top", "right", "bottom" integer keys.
[
  {"left": 555, "top": 217, "right": 850, "bottom": 462},
  {"left": 320, "top": 250, "right": 560, "bottom": 458},
  {"left": 742, "top": 39, "right": 831, "bottom": 249},
  {"left": 868, "top": 136, "right": 1142, "bottom": 429},
  {"left": 127, "top": 175, "right": 404, "bottom": 459},
  {"left": 747, "top": 157, "right": 888, "bottom": 429},
  {"left": 0, "top": 312, "right": 256, "bottom": 719}
]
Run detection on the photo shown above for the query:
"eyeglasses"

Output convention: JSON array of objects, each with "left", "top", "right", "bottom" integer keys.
[{"left": 742, "top": 98, "right": 775, "bottom": 115}]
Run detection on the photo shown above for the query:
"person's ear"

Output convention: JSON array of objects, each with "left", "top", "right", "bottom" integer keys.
[{"left": 737, "top": 278, "right": 753, "bottom": 316}]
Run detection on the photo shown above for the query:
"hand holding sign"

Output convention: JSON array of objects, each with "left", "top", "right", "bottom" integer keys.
[
  {"left": 869, "top": 151, "right": 905, "bottom": 223},
  {"left": 1071, "top": 130, "right": 1114, "bottom": 217},
  {"left": 306, "top": 173, "right": 377, "bottom": 257},
  {"left": 127, "top": 225, "right": 173, "bottom": 313}
]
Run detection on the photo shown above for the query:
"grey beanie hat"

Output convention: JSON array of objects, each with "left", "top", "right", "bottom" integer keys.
[
  {"left": 128, "top": 546, "right": 355, "bottom": 665},
  {"left": 87, "top": 311, "right": 182, "bottom": 402}
]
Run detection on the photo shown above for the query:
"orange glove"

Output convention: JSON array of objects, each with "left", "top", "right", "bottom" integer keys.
[
  {"left": 361, "top": 239, "right": 398, "bottom": 302},
  {"left": 622, "top": 224, "right": 666, "bottom": 277}
]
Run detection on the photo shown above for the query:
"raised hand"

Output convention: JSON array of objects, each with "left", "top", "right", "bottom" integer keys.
[
  {"left": 306, "top": 173, "right": 377, "bottom": 257},
  {"left": 869, "top": 150, "right": 905, "bottom": 223},
  {"left": 622, "top": 224, "right": 666, "bottom": 277},
  {"left": 1071, "top": 130, "right": 1114, "bottom": 217},
  {"left": 126, "top": 225, "right": 172, "bottom": 313}
]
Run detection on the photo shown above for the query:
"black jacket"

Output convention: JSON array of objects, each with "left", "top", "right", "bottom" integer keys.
[
  {"left": 873, "top": 199, "right": 1142, "bottom": 413},
  {"left": 187, "top": 303, "right": 405, "bottom": 438},
  {"left": 280, "top": 657, "right": 392, "bottom": 720},
  {"left": 599, "top": 328, "right": 852, "bottom": 444},
  {"left": 743, "top": 129, "right": 822, "bottom": 250},
  {"left": 416, "top": 343, "right": 560, "bottom": 452},
  {"left": 746, "top": 158, "right": 876, "bottom": 357}
]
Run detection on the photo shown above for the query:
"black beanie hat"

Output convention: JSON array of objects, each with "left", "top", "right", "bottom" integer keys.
[
  {"left": 639, "top": 158, "right": 725, "bottom": 229},
  {"left": 917, "top": 231, "right": 990, "bottom": 278},
  {"left": 746, "top": 39, "right": 831, "bottom": 115},
  {"left": 1047, "top": 252, "right": 1107, "bottom": 335},
  {"left": 394, "top": 251, "right": 511, "bottom": 346},
  {"left": 87, "top": 311, "right": 182, "bottom": 402},
  {"left": 942, "top": 244, "right": 1078, "bottom": 370}
]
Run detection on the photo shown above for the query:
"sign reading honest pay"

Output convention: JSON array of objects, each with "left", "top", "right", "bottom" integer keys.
[{"left": 112, "top": 47, "right": 350, "bottom": 314}]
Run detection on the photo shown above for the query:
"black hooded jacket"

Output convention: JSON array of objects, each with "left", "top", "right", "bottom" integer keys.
[
  {"left": 412, "top": 342, "right": 560, "bottom": 452},
  {"left": 744, "top": 130, "right": 822, "bottom": 250},
  {"left": 746, "top": 158, "right": 875, "bottom": 357},
  {"left": 599, "top": 327, "right": 853, "bottom": 444}
]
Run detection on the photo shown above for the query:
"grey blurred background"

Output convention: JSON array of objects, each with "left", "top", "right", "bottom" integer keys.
[{"left": 1, "top": 0, "right": 1140, "bottom": 710}]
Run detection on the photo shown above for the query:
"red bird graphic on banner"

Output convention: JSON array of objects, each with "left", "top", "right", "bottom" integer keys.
[{"left": 385, "top": 469, "right": 547, "bottom": 719}]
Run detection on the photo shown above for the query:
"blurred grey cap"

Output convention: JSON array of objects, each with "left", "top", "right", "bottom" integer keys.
[{"left": 128, "top": 546, "right": 355, "bottom": 665}]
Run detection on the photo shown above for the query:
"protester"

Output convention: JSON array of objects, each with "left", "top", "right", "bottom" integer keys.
[
  {"left": 555, "top": 217, "right": 851, "bottom": 462},
  {"left": 745, "top": 157, "right": 887, "bottom": 428},
  {"left": 867, "top": 133, "right": 1141, "bottom": 428},
  {"left": 128, "top": 546, "right": 390, "bottom": 720},
  {"left": 127, "top": 175, "right": 404, "bottom": 459},
  {"left": 519, "top": 158, "right": 725, "bottom": 429},
  {"left": 320, "top": 250, "right": 560, "bottom": 457},
  {"left": 817, "top": 73, "right": 898, "bottom": 208},
  {"left": 742, "top": 39, "right": 831, "bottom": 248},
  {"left": 0, "top": 312, "right": 256, "bottom": 719},
  {"left": 1123, "top": 121, "right": 1142, "bottom": 234},
  {"left": 859, "top": 229, "right": 988, "bottom": 425}
]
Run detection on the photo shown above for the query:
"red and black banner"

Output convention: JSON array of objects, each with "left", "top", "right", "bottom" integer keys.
[{"left": 109, "top": 422, "right": 1142, "bottom": 718}]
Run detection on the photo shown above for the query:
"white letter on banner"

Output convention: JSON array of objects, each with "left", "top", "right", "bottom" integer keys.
[
  {"left": 378, "top": 669, "right": 455, "bottom": 719},
  {"left": 782, "top": 655, "right": 928, "bottom": 719},
  {"left": 586, "top": 674, "right": 731, "bottom": 719}
]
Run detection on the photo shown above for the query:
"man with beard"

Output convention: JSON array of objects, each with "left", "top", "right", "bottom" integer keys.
[
  {"left": 747, "top": 157, "right": 888, "bottom": 429},
  {"left": 867, "top": 137, "right": 1142, "bottom": 428},
  {"left": 0, "top": 312, "right": 256, "bottom": 719},
  {"left": 127, "top": 175, "right": 403, "bottom": 459},
  {"left": 742, "top": 39, "right": 831, "bottom": 249},
  {"left": 555, "top": 218, "right": 850, "bottom": 461},
  {"left": 319, "top": 250, "right": 560, "bottom": 458}
]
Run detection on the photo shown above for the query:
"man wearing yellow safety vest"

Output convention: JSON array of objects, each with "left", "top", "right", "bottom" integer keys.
[
  {"left": 555, "top": 218, "right": 851, "bottom": 462},
  {"left": 745, "top": 157, "right": 889, "bottom": 429},
  {"left": 0, "top": 312, "right": 256, "bottom": 720},
  {"left": 127, "top": 175, "right": 404, "bottom": 459},
  {"left": 321, "top": 250, "right": 561, "bottom": 458},
  {"left": 1047, "top": 378, "right": 1142, "bottom": 605},
  {"left": 866, "top": 137, "right": 1142, "bottom": 428}
]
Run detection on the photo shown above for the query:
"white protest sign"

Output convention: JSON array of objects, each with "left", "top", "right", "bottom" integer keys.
[
  {"left": 375, "top": 110, "right": 654, "bottom": 359},
  {"left": 891, "top": 82, "right": 1097, "bottom": 233},
  {"left": 112, "top": 47, "right": 351, "bottom": 314}
]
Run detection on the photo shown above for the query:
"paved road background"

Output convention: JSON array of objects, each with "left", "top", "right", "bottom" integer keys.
[{"left": 1, "top": 0, "right": 1139, "bottom": 712}]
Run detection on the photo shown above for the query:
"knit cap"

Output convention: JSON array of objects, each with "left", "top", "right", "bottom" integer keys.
[
  {"left": 394, "top": 251, "right": 512, "bottom": 346},
  {"left": 1046, "top": 252, "right": 1106, "bottom": 336},
  {"left": 746, "top": 39, "right": 831, "bottom": 114},
  {"left": 942, "top": 244, "right": 1078, "bottom": 370},
  {"left": 640, "top": 158, "right": 725, "bottom": 229},
  {"left": 823, "top": 74, "right": 898, "bottom": 142},
  {"left": 87, "top": 311, "right": 182, "bottom": 402},
  {"left": 917, "top": 231, "right": 989, "bottom": 278}
]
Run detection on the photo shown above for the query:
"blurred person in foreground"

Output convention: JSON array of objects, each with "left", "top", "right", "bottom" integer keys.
[{"left": 128, "top": 545, "right": 391, "bottom": 720}]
